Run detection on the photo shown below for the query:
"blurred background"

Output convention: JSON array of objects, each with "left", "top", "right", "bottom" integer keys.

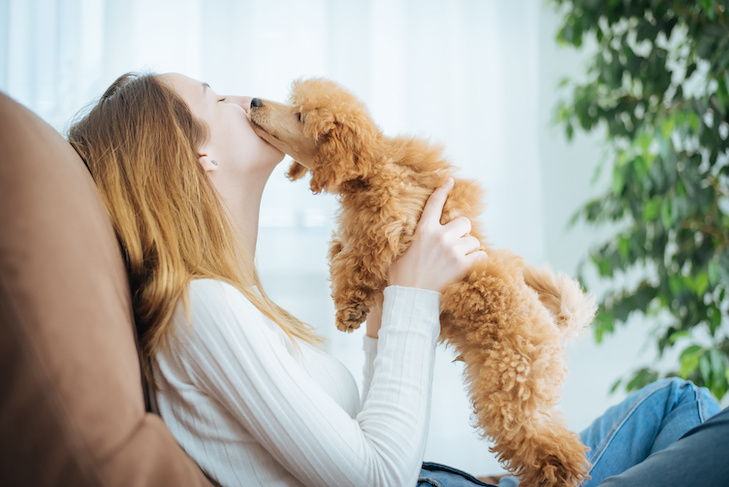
[{"left": 1, "top": 0, "right": 713, "bottom": 477}]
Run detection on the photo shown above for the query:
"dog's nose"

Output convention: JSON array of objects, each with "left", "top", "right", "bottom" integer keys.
[{"left": 250, "top": 98, "right": 263, "bottom": 108}]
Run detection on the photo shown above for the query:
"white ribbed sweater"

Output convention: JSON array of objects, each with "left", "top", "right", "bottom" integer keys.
[{"left": 153, "top": 279, "right": 441, "bottom": 487}]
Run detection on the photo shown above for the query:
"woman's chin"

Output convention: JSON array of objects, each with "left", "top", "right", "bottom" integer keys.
[
  {"left": 261, "top": 139, "right": 285, "bottom": 164},
  {"left": 271, "top": 147, "right": 286, "bottom": 165}
]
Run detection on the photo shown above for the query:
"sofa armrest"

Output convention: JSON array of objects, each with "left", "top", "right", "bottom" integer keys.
[{"left": 0, "top": 92, "right": 214, "bottom": 487}]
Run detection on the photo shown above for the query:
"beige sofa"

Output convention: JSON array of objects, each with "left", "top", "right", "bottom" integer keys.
[{"left": 0, "top": 91, "right": 215, "bottom": 486}]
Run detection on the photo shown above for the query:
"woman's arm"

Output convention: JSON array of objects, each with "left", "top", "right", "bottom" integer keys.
[
  {"left": 171, "top": 279, "right": 440, "bottom": 487},
  {"left": 361, "top": 294, "right": 382, "bottom": 402}
]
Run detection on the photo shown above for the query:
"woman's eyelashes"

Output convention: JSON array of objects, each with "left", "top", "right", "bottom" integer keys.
[{"left": 218, "top": 97, "right": 227, "bottom": 102}]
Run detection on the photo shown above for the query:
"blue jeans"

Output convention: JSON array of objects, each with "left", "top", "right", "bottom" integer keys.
[{"left": 417, "top": 378, "right": 723, "bottom": 487}]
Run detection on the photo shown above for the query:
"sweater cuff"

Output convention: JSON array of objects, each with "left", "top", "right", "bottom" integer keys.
[
  {"left": 380, "top": 285, "right": 441, "bottom": 340},
  {"left": 363, "top": 335, "right": 378, "bottom": 354}
]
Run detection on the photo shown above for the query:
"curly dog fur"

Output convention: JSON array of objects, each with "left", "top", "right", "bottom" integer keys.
[{"left": 249, "top": 78, "right": 596, "bottom": 487}]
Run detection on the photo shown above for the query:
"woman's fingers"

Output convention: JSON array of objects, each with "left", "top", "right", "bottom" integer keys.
[
  {"left": 455, "top": 235, "right": 482, "bottom": 255},
  {"left": 443, "top": 216, "right": 472, "bottom": 239},
  {"left": 464, "top": 248, "right": 488, "bottom": 265},
  {"left": 417, "top": 177, "right": 454, "bottom": 231}
]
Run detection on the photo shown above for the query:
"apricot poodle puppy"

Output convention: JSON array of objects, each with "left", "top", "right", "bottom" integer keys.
[{"left": 249, "top": 78, "right": 596, "bottom": 487}]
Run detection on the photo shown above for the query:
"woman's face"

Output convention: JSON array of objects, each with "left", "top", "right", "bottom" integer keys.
[{"left": 161, "top": 73, "right": 284, "bottom": 178}]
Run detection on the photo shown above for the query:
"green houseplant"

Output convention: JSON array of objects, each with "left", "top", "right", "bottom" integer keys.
[{"left": 551, "top": 0, "right": 729, "bottom": 399}]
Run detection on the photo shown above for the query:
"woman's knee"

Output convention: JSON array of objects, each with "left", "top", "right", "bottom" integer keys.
[{"left": 662, "top": 377, "right": 718, "bottom": 418}]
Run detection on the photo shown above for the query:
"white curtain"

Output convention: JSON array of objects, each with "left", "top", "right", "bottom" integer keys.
[{"left": 0, "top": 0, "right": 561, "bottom": 475}]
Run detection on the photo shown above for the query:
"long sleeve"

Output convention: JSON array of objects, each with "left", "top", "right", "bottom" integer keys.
[
  {"left": 153, "top": 279, "right": 441, "bottom": 487},
  {"left": 361, "top": 335, "right": 378, "bottom": 402}
]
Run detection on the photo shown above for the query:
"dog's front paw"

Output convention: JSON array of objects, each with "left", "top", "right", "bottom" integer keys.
[{"left": 336, "top": 304, "right": 368, "bottom": 332}]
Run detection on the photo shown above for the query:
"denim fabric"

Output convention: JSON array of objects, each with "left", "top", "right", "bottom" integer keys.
[
  {"left": 598, "top": 393, "right": 728, "bottom": 486},
  {"left": 418, "top": 462, "right": 495, "bottom": 487},
  {"left": 419, "top": 378, "right": 722, "bottom": 487},
  {"left": 579, "top": 377, "right": 720, "bottom": 486}
]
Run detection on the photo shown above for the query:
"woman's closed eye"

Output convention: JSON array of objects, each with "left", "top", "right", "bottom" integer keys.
[{"left": 218, "top": 97, "right": 227, "bottom": 102}]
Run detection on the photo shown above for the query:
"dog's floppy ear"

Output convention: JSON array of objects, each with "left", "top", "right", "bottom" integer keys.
[
  {"left": 309, "top": 123, "right": 361, "bottom": 194},
  {"left": 287, "top": 161, "right": 309, "bottom": 181},
  {"left": 308, "top": 116, "right": 381, "bottom": 194},
  {"left": 307, "top": 109, "right": 338, "bottom": 142}
]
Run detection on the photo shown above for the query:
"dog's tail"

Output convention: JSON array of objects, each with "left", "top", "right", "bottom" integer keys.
[{"left": 522, "top": 264, "right": 596, "bottom": 342}]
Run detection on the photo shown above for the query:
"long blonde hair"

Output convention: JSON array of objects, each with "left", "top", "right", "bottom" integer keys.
[{"left": 68, "top": 73, "right": 321, "bottom": 383}]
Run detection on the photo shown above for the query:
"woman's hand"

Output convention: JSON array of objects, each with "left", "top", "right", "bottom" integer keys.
[{"left": 389, "top": 178, "right": 487, "bottom": 294}]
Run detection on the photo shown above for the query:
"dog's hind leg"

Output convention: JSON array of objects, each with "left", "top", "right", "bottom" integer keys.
[{"left": 440, "top": 252, "right": 589, "bottom": 487}]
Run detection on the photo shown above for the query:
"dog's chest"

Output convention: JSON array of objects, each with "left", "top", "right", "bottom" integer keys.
[{"left": 335, "top": 190, "right": 423, "bottom": 250}]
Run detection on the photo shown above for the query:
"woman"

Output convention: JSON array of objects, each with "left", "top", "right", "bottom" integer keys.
[{"left": 68, "top": 72, "right": 724, "bottom": 487}]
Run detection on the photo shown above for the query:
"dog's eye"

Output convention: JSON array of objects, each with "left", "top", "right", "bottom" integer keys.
[{"left": 296, "top": 112, "right": 303, "bottom": 123}]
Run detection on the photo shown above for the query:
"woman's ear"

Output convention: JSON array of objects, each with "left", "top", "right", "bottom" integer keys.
[{"left": 198, "top": 153, "right": 219, "bottom": 173}]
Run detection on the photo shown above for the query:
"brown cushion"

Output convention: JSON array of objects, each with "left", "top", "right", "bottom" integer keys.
[{"left": 0, "top": 92, "right": 213, "bottom": 486}]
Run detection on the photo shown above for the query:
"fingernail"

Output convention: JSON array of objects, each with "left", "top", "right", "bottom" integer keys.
[{"left": 445, "top": 177, "right": 454, "bottom": 187}]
